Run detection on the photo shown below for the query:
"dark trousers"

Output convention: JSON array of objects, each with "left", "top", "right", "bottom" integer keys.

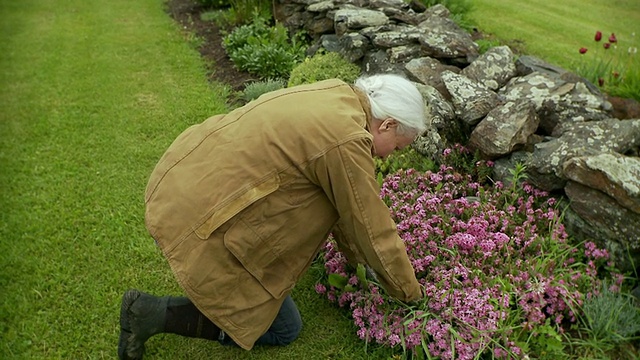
[{"left": 219, "top": 295, "right": 302, "bottom": 347}]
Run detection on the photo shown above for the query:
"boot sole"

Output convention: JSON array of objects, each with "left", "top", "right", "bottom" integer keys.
[{"left": 118, "top": 289, "right": 142, "bottom": 360}]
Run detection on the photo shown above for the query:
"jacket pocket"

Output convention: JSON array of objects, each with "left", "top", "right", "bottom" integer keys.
[
  {"left": 194, "top": 175, "right": 279, "bottom": 240},
  {"left": 222, "top": 216, "right": 296, "bottom": 299}
]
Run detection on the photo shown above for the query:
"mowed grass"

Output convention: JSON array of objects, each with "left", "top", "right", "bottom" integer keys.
[
  {"left": 0, "top": 0, "right": 389, "bottom": 358},
  {"left": 469, "top": 0, "right": 640, "bottom": 71}
]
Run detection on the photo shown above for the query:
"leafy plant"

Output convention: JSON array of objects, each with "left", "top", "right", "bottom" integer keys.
[
  {"left": 202, "top": 0, "right": 272, "bottom": 29},
  {"left": 439, "top": 143, "right": 493, "bottom": 185},
  {"left": 228, "top": 0, "right": 272, "bottom": 25},
  {"left": 288, "top": 51, "right": 362, "bottom": 87},
  {"left": 223, "top": 16, "right": 306, "bottom": 79},
  {"left": 241, "top": 79, "right": 286, "bottom": 102}
]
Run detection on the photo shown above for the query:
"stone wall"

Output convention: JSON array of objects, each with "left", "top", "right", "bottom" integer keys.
[{"left": 274, "top": 0, "right": 640, "bottom": 272}]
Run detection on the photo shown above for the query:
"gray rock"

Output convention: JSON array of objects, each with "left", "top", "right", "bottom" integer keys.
[
  {"left": 492, "top": 151, "right": 533, "bottom": 188},
  {"left": 469, "top": 100, "right": 539, "bottom": 159},
  {"left": 462, "top": 46, "right": 516, "bottom": 90},
  {"left": 361, "top": 50, "right": 404, "bottom": 74},
  {"left": 334, "top": 8, "right": 389, "bottom": 35},
  {"left": 404, "top": 57, "right": 460, "bottom": 99},
  {"left": 307, "top": 1, "right": 335, "bottom": 12},
  {"left": 337, "top": 32, "right": 371, "bottom": 62},
  {"left": 416, "top": 7, "right": 478, "bottom": 64},
  {"left": 414, "top": 82, "right": 454, "bottom": 130},
  {"left": 387, "top": 44, "right": 423, "bottom": 63},
  {"left": 441, "top": 70, "right": 501, "bottom": 126},
  {"left": 529, "top": 119, "right": 640, "bottom": 191},
  {"left": 565, "top": 181, "right": 640, "bottom": 271},
  {"left": 563, "top": 153, "right": 640, "bottom": 214},
  {"left": 370, "top": 0, "right": 408, "bottom": 9}
]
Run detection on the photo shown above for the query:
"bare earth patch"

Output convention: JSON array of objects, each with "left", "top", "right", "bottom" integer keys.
[{"left": 165, "top": 0, "right": 256, "bottom": 92}]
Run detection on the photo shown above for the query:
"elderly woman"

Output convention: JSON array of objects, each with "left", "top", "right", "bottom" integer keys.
[{"left": 118, "top": 73, "right": 427, "bottom": 359}]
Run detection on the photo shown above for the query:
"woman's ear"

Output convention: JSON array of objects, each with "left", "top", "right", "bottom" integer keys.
[{"left": 378, "top": 118, "right": 398, "bottom": 132}]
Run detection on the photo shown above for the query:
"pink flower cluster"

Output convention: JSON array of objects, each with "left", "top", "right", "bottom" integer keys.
[{"left": 317, "top": 154, "right": 609, "bottom": 359}]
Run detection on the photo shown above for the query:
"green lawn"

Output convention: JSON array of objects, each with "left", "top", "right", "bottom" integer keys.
[
  {"left": 0, "top": 0, "right": 386, "bottom": 358},
  {"left": 469, "top": 0, "right": 640, "bottom": 71}
]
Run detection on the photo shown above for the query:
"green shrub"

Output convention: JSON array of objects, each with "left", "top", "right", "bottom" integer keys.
[
  {"left": 581, "top": 282, "right": 640, "bottom": 344},
  {"left": 223, "top": 17, "right": 306, "bottom": 79},
  {"left": 288, "top": 51, "right": 361, "bottom": 87},
  {"left": 241, "top": 79, "right": 286, "bottom": 102}
]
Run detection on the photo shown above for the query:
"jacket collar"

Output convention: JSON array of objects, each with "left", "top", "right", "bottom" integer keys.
[{"left": 350, "top": 85, "right": 376, "bottom": 156}]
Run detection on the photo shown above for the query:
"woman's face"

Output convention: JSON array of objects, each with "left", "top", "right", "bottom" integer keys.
[{"left": 371, "top": 118, "right": 416, "bottom": 158}]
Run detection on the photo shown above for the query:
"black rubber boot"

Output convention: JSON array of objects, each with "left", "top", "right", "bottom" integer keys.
[{"left": 118, "top": 289, "right": 170, "bottom": 360}]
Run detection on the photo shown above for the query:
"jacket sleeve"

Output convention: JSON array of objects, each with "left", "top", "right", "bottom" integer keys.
[{"left": 309, "top": 137, "right": 421, "bottom": 302}]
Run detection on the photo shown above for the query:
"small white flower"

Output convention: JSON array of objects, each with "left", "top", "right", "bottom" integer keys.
[{"left": 629, "top": 47, "right": 638, "bottom": 55}]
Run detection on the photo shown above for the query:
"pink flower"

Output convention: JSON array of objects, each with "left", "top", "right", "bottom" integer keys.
[
  {"left": 579, "top": 47, "right": 588, "bottom": 54},
  {"left": 609, "top": 33, "right": 617, "bottom": 43},
  {"left": 604, "top": 42, "right": 611, "bottom": 49},
  {"left": 315, "top": 283, "right": 327, "bottom": 294},
  {"left": 595, "top": 31, "right": 602, "bottom": 41}
]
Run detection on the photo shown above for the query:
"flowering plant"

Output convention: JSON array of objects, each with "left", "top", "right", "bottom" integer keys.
[
  {"left": 316, "top": 147, "right": 617, "bottom": 359},
  {"left": 576, "top": 30, "right": 639, "bottom": 101}
]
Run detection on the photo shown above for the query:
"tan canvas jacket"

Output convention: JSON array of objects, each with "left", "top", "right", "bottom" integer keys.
[{"left": 144, "top": 79, "right": 421, "bottom": 349}]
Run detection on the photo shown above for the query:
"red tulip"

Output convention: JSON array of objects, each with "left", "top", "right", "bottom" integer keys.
[
  {"left": 598, "top": 78, "right": 605, "bottom": 86},
  {"left": 595, "top": 31, "right": 602, "bottom": 41},
  {"left": 579, "top": 47, "right": 588, "bottom": 54},
  {"left": 604, "top": 42, "right": 611, "bottom": 49},
  {"left": 609, "top": 33, "right": 617, "bottom": 43}
]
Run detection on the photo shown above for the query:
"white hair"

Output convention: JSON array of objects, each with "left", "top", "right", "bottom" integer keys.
[{"left": 354, "top": 73, "right": 427, "bottom": 136}]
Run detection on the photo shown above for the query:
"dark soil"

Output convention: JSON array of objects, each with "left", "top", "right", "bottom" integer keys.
[{"left": 165, "top": 0, "right": 256, "bottom": 92}]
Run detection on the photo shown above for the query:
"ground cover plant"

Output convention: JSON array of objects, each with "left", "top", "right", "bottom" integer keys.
[{"left": 316, "top": 146, "right": 636, "bottom": 359}]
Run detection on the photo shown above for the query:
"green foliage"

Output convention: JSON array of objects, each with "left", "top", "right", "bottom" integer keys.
[
  {"left": 223, "top": 17, "right": 306, "bottom": 79},
  {"left": 195, "top": 0, "right": 230, "bottom": 9},
  {"left": 288, "top": 51, "right": 361, "bottom": 87},
  {"left": 374, "top": 147, "right": 436, "bottom": 185},
  {"left": 438, "top": 144, "right": 493, "bottom": 184},
  {"left": 241, "top": 79, "right": 286, "bottom": 102},
  {"left": 475, "top": 38, "right": 503, "bottom": 54},
  {"left": 229, "top": 0, "right": 273, "bottom": 26},
  {"left": 201, "top": 0, "right": 272, "bottom": 28},
  {"left": 581, "top": 282, "right": 640, "bottom": 344},
  {"left": 230, "top": 0, "right": 272, "bottom": 21}
]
